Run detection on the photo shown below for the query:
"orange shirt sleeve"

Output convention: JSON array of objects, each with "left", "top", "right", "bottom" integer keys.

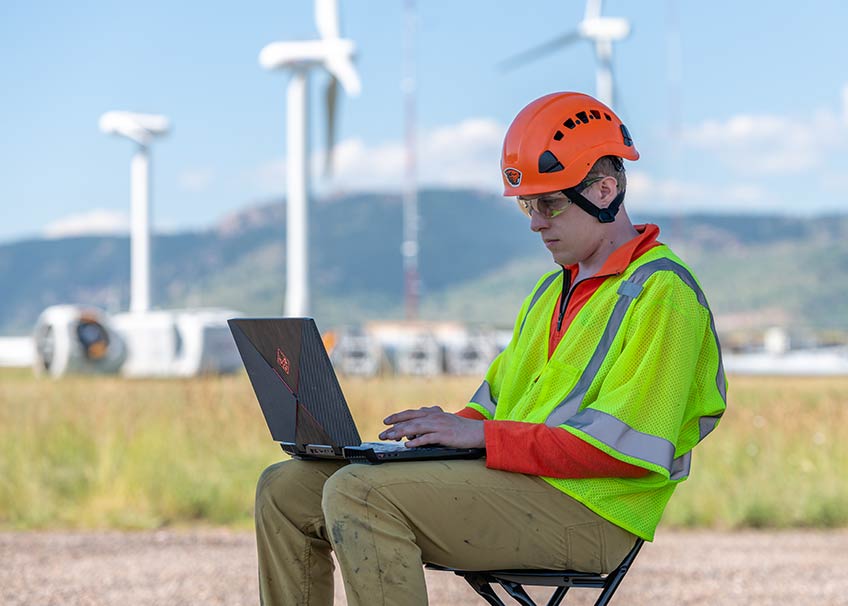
[
  {"left": 454, "top": 406, "right": 487, "bottom": 420},
  {"left": 483, "top": 419, "right": 649, "bottom": 479}
]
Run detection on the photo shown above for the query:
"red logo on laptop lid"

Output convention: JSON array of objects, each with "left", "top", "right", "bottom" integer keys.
[{"left": 276, "top": 347, "right": 291, "bottom": 375}]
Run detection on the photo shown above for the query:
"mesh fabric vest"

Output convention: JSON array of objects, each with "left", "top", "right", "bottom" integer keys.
[{"left": 468, "top": 245, "right": 727, "bottom": 540}]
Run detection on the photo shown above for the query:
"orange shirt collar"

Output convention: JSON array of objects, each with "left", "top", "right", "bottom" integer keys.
[{"left": 563, "top": 223, "right": 661, "bottom": 279}]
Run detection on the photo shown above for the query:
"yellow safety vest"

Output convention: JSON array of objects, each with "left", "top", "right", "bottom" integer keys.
[{"left": 467, "top": 245, "right": 727, "bottom": 540}]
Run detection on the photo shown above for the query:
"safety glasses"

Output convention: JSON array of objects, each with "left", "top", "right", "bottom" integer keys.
[
  {"left": 516, "top": 177, "right": 604, "bottom": 219},
  {"left": 516, "top": 192, "right": 572, "bottom": 219}
]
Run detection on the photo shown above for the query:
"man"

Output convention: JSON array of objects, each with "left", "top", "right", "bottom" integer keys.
[{"left": 254, "top": 92, "right": 727, "bottom": 605}]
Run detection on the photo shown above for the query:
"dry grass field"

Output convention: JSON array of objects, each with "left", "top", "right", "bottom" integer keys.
[{"left": 1, "top": 369, "right": 847, "bottom": 530}]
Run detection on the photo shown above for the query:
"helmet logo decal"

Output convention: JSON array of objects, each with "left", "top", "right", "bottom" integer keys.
[{"left": 504, "top": 168, "right": 522, "bottom": 187}]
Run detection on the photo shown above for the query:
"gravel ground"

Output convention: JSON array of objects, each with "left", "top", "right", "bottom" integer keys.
[{"left": 1, "top": 528, "right": 846, "bottom": 605}]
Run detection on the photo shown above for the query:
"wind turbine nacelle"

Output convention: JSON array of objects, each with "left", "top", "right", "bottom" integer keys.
[
  {"left": 99, "top": 111, "right": 170, "bottom": 146},
  {"left": 32, "top": 305, "right": 127, "bottom": 377},
  {"left": 260, "top": 39, "right": 353, "bottom": 68},
  {"left": 579, "top": 17, "right": 631, "bottom": 41},
  {"left": 260, "top": 39, "right": 361, "bottom": 95}
]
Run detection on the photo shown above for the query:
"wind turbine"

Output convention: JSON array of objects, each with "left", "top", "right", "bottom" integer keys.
[
  {"left": 99, "top": 111, "right": 170, "bottom": 314},
  {"left": 499, "top": 0, "right": 630, "bottom": 108},
  {"left": 260, "top": 0, "right": 361, "bottom": 317}
]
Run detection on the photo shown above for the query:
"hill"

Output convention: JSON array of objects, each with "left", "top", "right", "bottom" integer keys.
[{"left": 1, "top": 189, "right": 846, "bottom": 336}]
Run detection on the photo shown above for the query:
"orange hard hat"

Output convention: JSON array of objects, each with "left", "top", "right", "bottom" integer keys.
[{"left": 501, "top": 92, "right": 639, "bottom": 197}]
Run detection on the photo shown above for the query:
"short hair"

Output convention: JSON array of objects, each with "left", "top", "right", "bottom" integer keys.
[{"left": 584, "top": 155, "right": 627, "bottom": 194}]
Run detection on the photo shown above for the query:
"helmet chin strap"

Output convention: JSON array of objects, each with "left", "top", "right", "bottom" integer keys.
[{"left": 562, "top": 187, "right": 626, "bottom": 223}]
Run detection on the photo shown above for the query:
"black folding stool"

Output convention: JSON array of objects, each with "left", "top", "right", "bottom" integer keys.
[{"left": 425, "top": 537, "right": 644, "bottom": 606}]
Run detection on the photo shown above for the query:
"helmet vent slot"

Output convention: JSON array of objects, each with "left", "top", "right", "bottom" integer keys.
[
  {"left": 553, "top": 130, "right": 564, "bottom": 141},
  {"left": 620, "top": 124, "right": 634, "bottom": 147},
  {"left": 565, "top": 109, "right": 607, "bottom": 130},
  {"left": 538, "top": 150, "right": 564, "bottom": 174}
]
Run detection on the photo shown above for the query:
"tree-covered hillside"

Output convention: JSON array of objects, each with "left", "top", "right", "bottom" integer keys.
[{"left": 1, "top": 189, "right": 846, "bottom": 335}]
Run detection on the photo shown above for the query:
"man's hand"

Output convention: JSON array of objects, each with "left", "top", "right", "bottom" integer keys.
[{"left": 379, "top": 405, "right": 485, "bottom": 449}]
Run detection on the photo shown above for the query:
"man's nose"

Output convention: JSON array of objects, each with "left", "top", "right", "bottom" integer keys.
[{"left": 530, "top": 212, "right": 549, "bottom": 232}]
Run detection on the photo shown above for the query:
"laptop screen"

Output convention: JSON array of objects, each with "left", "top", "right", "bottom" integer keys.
[{"left": 229, "top": 318, "right": 362, "bottom": 448}]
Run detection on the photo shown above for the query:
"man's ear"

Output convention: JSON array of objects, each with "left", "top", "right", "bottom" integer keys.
[{"left": 597, "top": 176, "right": 619, "bottom": 207}]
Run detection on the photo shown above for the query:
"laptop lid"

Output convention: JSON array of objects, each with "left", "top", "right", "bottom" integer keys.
[{"left": 228, "top": 318, "right": 361, "bottom": 448}]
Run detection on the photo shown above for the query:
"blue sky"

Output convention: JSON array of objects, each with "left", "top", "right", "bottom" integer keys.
[{"left": 2, "top": 0, "right": 847, "bottom": 243}]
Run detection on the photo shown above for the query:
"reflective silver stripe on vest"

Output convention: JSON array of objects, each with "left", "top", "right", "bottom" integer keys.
[
  {"left": 519, "top": 272, "right": 560, "bottom": 336},
  {"left": 470, "top": 380, "right": 497, "bottom": 416},
  {"left": 669, "top": 451, "right": 691, "bottom": 481},
  {"left": 563, "top": 408, "right": 692, "bottom": 479},
  {"left": 544, "top": 278, "right": 645, "bottom": 427},
  {"left": 699, "top": 415, "right": 723, "bottom": 442},
  {"left": 545, "top": 258, "right": 727, "bottom": 448}
]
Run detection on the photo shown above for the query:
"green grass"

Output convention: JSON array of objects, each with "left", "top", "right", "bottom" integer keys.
[
  {"left": 663, "top": 375, "right": 848, "bottom": 529},
  {"left": 1, "top": 370, "right": 846, "bottom": 530}
]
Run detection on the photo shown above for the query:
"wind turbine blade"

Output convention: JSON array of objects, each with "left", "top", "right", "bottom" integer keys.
[
  {"left": 325, "top": 76, "right": 338, "bottom": 176},
  {"left": 610, "top": 59, "right": 626, "bottom": 117},
  {"left": 595, "top": 44, "right": 614, "bottom": 107},
  {"left": 315, "top": 0, "right": 340, "bottom": 39},
  {"left": 585, "top": 0, "right": 602, "bottom": 21},
  {"left": 498, "top": 30, "right": 582, "bottom": 71},
  {"left": 606, "top": 54, "right": 616, "bottom": 110},
  {"left": 326, "top": 52, "right": 361, "bottom": 95},
  {"left": 598, "top": 43, "right": 613, "bottom": 72}
]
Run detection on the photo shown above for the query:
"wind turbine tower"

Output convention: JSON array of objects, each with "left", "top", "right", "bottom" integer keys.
[
  {"left": 260, "top": 0, "right": 361, "bottom": 317},
  {"left": 36, "top": 112, "right": 242, "bottom": 379},
  {"left": 500, "top": 0, "right": 630, "bottom": 108},
  {"left": 99, "top": 111, "right": 170, "bottom": 313}
]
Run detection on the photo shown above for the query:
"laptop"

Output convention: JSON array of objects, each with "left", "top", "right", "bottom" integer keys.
[{"left": 228, "top": 317, "right": 485, "bottom": 464}]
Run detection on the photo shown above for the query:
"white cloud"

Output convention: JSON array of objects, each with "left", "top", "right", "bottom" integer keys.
[
  {"left": 43, "top": 209, "right": 129, "bottom": 238},
  {"left": 682, "top": 99, "right": 848, "bottom": 176},
  {"left": 326, "top": 138, "right": 406, "bottom": 190},
  {"left": 244, "top": 97, "right": 848, "bottom": 216},
  {"left": 250, "top": 118, "right": 506, "bottom": 195},
  {"left": 178, "top": 168, "right": 215, "bottom": 193},
  {"left": 328, "top": 118, "right": 505, "bottom": 191},
  {"left": 625, "top": 170, "right": 770, "bottom": 214},
  {"left": 418, "top": 119, "right": 505, "bottom": 190}
]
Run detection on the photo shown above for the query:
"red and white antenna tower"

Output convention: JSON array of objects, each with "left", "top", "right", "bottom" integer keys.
[{"left": 401, "top": 0, "right": 420, "bottom": 320}]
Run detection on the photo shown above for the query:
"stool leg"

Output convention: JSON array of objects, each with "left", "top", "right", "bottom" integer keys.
[
  {"left": 462, "top": 573, "right": 508, "bottom": 606},
  {"left": 593, "top": 538, "right": 644, "bottom": 606},
  {"left": 546, "top": 586, "right": 569, "bottom": 606},
  {"left": 594, "top": 577, "right": 625, "bottom": 606},
  {"left": 500, "top": 580, "right": 538, "bottom": 606}
]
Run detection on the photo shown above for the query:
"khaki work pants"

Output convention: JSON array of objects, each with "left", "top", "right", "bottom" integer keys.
[{"left": 255, "top": 458, "right": 637, "bottom": 606}]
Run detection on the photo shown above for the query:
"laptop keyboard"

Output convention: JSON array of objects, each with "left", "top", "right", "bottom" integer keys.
[
  {"left": 360, "top": 441, "right": 449, "bottom": 452},
  {"left": 361, "top": 441, "right": 410, "bottom": 452}
]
